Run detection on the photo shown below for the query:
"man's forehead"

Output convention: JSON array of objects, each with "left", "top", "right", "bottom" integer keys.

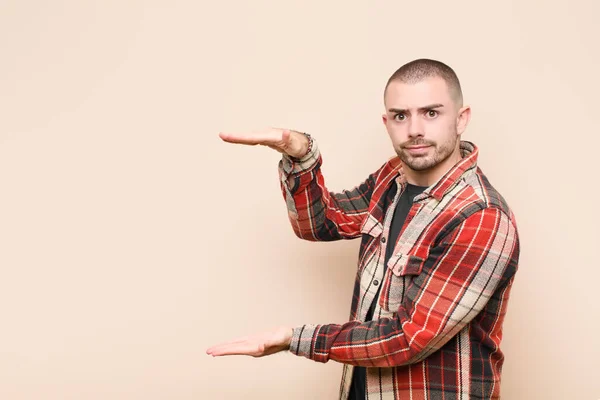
[{"left": 384, "top": 77, "right": 453, "bottom": 108}]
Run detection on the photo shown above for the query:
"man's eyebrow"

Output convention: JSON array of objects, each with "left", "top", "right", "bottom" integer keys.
[{"left": 388, "top": 104, "right": 445, "bottom": 113}]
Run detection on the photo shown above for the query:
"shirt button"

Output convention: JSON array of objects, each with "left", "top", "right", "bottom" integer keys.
[
  {"left": 373, "top": 280, "right": 379, "bottom": 286},
  {"left": 381, "top": 237, "right": 386, "bottom": 243}
]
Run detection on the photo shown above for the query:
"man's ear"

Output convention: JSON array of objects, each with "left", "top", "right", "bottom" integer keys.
[
  {"left": 456, "top": 105, "right": 472, "bottom": 135},
  {"left": 382, "top": 113, "right": 388, "bottom": 125}
]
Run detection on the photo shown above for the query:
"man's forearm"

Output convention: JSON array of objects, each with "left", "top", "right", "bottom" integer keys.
[{"left": 278, "top": 137, "right": 377, "bottom": 242}]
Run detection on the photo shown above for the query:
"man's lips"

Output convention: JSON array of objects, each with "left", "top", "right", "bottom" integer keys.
[{"left": 404, "top": 144, "right": 432, "bottom": 155}]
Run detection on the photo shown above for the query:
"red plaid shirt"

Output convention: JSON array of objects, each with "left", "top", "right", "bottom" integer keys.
[{"left": 278, "top": 139, "right": 520, "bottom": 399}]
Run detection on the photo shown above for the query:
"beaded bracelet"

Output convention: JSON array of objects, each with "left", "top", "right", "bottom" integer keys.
[{"left": 301, "top": 132, "right": 313, "bottom": 158}]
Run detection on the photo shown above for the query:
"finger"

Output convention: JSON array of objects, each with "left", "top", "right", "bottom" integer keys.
[
  {"left": 205, "top": 336, "right": 250, "bottom": 352},
  {"left": 205, "top": 336, "right": 254, "bottom": 353},
  {"left": 206, "top": 341, "right": 264, "bottom": 357},
  {"left": 218, "top": 131, "right": 284, "bottom": 145}
]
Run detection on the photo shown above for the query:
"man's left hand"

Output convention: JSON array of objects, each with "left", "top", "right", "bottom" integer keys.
[{"left": 206, "top": 326, "right": 294, "bottom": 358}]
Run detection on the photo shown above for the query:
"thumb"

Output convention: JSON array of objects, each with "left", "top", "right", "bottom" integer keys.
[{"left": 281, "top": 129, "right": 291, "bottom": 144}]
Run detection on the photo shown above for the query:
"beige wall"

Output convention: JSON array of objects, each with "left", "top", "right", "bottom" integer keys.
[{"left": 1, "top": 1, "right": 598, "bottom": 399}]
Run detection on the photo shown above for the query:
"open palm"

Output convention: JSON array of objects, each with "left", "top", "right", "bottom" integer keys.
[
  {"left": 206, "top": 326, "right": 293, "bottom": 358},
  {"left": 218, "top": 127, "right": 309, "bottom": 159}
]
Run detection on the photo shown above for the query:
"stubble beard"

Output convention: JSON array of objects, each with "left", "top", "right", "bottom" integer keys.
[{"left": 397, "top": 132, "right": 459, "bottom": 172}]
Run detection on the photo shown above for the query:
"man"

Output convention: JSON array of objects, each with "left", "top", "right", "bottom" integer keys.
[{"left": 207, "top": 59, "right": 520, "bottom": 400}]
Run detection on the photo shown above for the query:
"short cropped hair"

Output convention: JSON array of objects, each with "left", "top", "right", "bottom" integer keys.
[{"left": 385, "top": 59, "right": 463, "bottom": 105}]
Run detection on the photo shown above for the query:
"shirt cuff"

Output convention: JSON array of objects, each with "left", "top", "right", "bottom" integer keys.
[{"left": 288, "top": 324, "right": 321, "bottom": 360}]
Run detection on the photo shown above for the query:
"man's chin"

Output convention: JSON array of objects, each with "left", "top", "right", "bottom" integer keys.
[
  {"left": 407, "top": 164, "right": 435, "bottom": 172},
  {"left": 399, "top": 156, "right": 435, "bottom": 171}
]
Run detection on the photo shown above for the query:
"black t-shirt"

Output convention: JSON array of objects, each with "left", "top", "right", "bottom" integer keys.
[{"left": 348, "top": 183, "right": 427, "bottom": 400}]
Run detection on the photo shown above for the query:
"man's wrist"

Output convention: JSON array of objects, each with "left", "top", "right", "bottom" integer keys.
[
  {"left": 285, "top": 327, "right": 294, "bottom": 349},
  {"left": 279, "top": 135, "right": 320, "bottom": 181}
]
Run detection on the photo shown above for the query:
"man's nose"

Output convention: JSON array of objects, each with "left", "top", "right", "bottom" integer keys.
[{"left": 408, "top": 117, "right": 424, "bottom": 138}]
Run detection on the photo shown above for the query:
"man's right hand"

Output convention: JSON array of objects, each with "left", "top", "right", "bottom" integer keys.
[{"left": 218, "top": 128, "right": 310, "bottom": 159}]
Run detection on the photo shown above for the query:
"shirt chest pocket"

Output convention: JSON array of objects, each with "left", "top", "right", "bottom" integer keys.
[{"left": 378, "top": 252, "right": 426, "bottom": 313}]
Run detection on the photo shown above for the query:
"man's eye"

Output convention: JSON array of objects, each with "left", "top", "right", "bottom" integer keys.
[
  {"left": 427, "top": 110, "right": 438, "bottom": 118},
  {"left": 394, "top": 113, "right": 405, "bottom": 121}
]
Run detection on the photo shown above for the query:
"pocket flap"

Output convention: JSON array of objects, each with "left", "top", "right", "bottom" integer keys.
[
  {"left": 359, "top": 213, "right": 383, "bottom": 238},
  {"left": 387, "top": 253, "right": 425, "bottom": 276}
]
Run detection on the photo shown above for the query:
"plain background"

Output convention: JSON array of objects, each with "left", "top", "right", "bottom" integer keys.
[{"left": 1, "top": 1, "right": 598, "bottom": 399}]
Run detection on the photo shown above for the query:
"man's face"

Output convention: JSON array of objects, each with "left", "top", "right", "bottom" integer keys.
[{"left": 382, "top": 77, "right": 468, "bottom": 172}]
